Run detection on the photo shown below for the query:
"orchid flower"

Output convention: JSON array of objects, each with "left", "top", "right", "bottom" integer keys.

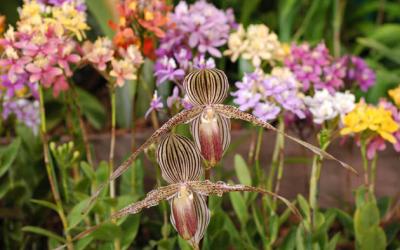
[
  {"left": 82, "top": 68, "right": 357, "bottom": 214},
  {"left": 73, "top": 134, "right": 298, "bottom": 249}
]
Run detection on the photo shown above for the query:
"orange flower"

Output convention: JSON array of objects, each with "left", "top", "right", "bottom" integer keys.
[
  {"left": 142, "top": 37, "right": 156, "bottom": 60},
  {"left": 0, "top": 16, "right": 5, "bottom": 34},
  {"left": 113, "top": 27, "right": 139, "bottom": 49}
]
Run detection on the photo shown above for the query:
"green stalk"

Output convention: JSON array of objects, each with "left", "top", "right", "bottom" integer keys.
[
  {"left": 108, "top": 86, "right": 120, "bottom": 250},
  {"left": 267, "top": 117, "right": 285, "bottom": 192},
  {"left": 308, "top": 130, "right": 330, "bottom": 230},
  {"left": 254, "top": 127, "right": 264, "bottom": 186},
  {"left": 273, "top": 118, "right": 285, "bottom": 208},
  {"left": 360, "top": 139, "right": 370, "bottom": 190},
  {"left": 38, "top": 85, "right": 73, "bottom": 250},
  {"left": 369, "top": 154, "right": 378, "bottom": 194}
]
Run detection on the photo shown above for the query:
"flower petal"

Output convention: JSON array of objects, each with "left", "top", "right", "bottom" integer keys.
[
  {"left": 183, "top": 68, "right": 229, "bottom": 105},
  {"left": 157, "top": 134, "right": 203, "bottom": 183}
]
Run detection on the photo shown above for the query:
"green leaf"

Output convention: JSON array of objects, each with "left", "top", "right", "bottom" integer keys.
[
  {"left": 229, "top": 191, "right": 249, "bottom": 227},
  {"left": 91, "top": 222, "right": 121, "bottom": 241},
  {"left": 86, "top": 0, "right": 117, "bottom": 38},
  {"left": 357, "top": 37, "right": 400, "bottom": 65},
  {"left": 120, "top": 215, "right": 141, "bottom": 250},
  {"left": 354, "top": 201, "right": 380, "bottom": 242},
  {"left": 295, "top": 225, "right": 306, "bottom": 250},
  {"left": 0, "top": 138, "right": 21, "bottom": 177},
  {"left": 240, "top": 0, "right": 261, "bottom": 26},
  {"left": 368, "top": 24, "right": 400, "bottom": 46},
  {"left": 68, "top": 198, "right": 91, "bottom": 229},
  {"left": 297, "top": 195, "right": 310, "bottom": 218},
  {"left": 177, "top": 236, "right": 192, "bottom": 250},
  {"left": 30, "top": 199, "right": 58, "bottom": 213},
  {"left": 234, "top": 154, "right": 252, "bottom": 186},
  {"left": 22, "top": 226, "right": 66, "bottom": 243},
  {"left": 332, "top": 208, "right": 353, "bottom": 233},
  {"left": 76, "top": 87, "right": 106, "bottom": 130},
  {"left": 377, "top": 197, "right": 392, "bottom": 219},
  {"left": 359, "top": 227, "right": 387, "bottom": 250},
  {"left": 80, "top": 161, "right": 95, "bottom": 181}
]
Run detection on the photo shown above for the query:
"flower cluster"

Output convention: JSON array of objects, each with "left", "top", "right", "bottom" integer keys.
[
  {"left": 232, "top": 67, "right": 305, "bottom": 121},
  {"left": 285, "top": 43, "right": 376, "bottom": 93},
  {"left": 389, "top": 85, "right": 400, "bottom": 107},
  {"left": 158, "top": 0, "right": 235, "bottom": 58},
  {"left": 225, "top": 24, "right": 286, "bottom": 67},
  {"left": 0, "top": 0, "right": 89, "bottom": 97},
  {"left": 84, "top": 37, "right": 143, "bottom": 87},
  {"left": 2, "top": 98, "right": 40, "bottom": 135},
  {"left": 304, "top": 89, "right": 355, "bottom": 124},
  {"left": 112, "top": 0, "right": 171, "bottom": 58},
  {"left": 340, "top": 100, "right": 399, "bottom": 159},
  {"left": 153, "top": 0, "right": 235, "bottom": 114}
]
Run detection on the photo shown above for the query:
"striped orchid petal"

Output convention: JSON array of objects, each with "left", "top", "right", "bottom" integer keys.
[
  {"left": 157, "top": 134, "right": 203, "bottom": 183},
  {"left": 183, "top": 68, "right": 229, "bottom": 106},
  {"left": 190, "top": 107, "right": 231, "bottom": 168},
  {"left": 170, "top": 185, "right": 210, "bottom": 249}
]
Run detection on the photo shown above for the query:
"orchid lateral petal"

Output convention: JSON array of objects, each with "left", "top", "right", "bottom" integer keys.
[
  {"left": 170, "top": 189, "right": 210, "bottom": 248},
  {"left": 188, "top": 180, "right": 301, "bottom": 219},
  {"left": 213, "top": 104, "right": 358, "bottom": 175},
  {"left": 183, "top": 68, "right": 229, "bottom": 105},
  {"left": 81, "top": 106, "right": 204, "bottom": 215},
  {"left": 190, "top": 108, "right": 231, "bottom": 168},
  {"left": 157, "top": 134, "right": 203, "bottom": 183},
  {"left": 112, "top": 183, "right": 180, "bottom": 219}
]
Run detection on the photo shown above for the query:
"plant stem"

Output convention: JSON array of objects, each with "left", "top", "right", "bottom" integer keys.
[
  {"left": 267, "top": 118, "right": 285, "bottom": 192},
  {"left": 38, "top": 86, "right": 73, "bottom": 250},
  {"left": 369, "top": 154, "right": 378, "bottom": 194},
  {"left": 308, "top": 131, "right": 330, "bottom": 231},
  {"left": 254, "top": 127, "right": 264, "bottom": 186},
  {"left": 360, "top": 139, "right": 370, "bottom": 190},
  {"left": 109, "top": 86, "right": 120, "bottom": 250},
  {"left": 131, "top": 68, "right": 140, "bottom": 153},
  {"left": 333, "top": 0, "right": 346, "bottom": 57},
  {"left": 273, "top": 118, "right": 285, "bottom": 207}
]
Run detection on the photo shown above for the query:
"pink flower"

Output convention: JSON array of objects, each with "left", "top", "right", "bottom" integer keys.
[
  {"left": 26, "top": 57, "right": 63, "bottom": 86},
  {"left": 110, "top": 59, "right": 136, "bottom": 87}
]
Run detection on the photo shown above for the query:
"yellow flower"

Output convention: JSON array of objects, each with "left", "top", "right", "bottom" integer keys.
[
  {"left": 341, "top": 101, "right": 399, "bottom": 143},
  {"left": 0, "top": 16, "right": 5, "bottom": 34},
  {"left": 388, "top": 85, "right": 400, "bottom": 107},
  {"left": 52, "top": 3, "right": 89, "bottom": 41}
]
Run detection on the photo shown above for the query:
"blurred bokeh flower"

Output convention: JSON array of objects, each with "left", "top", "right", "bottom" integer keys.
[
  {"left": 232, "top": 67, "right": 305, "bottom": 121},
  {"left": 388, "top": 85, "right": 400, "bottom": 107},
  {"left": 225, "top": 24, "right": 284, "bottom": 67},
  {"left": 2, "top": 98, "right": 40, "bottom": 134},
  {"left": 304, "top": 89, "right": 355, "bottom": 124}
]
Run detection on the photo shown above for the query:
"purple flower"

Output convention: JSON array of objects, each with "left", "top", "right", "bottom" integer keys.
[
  {"left": 167, "top": 87, "right": 181, "bottom": 108},
  {"left": 154, "top": 56, "right": 185, "bottom": 85},
  {"left": 145, "top": 91, "right": 164, "bottom": 118},
  {"left": 3, "top": 98, "right": 40, "bottom": 134},
  {"left": 158, "top": 0, "right": 236, "bottom": 58},
  {"left": 253, "top": 102, "right": 281, "bottom": 121},
  {"left": 342, "top": 55, "right": 376, "bottom": 92},
  {"left": 193, "top": 55, "right": 215, "bottom": 69},
  {"left": 232, "top": 68, "right": 305, "bottom": 121}
]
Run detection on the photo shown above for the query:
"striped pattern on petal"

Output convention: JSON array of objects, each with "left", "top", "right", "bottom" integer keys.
[
  {"left": 157, "top": 134, "right": 203, "bottom": 183},
  {"left": 190, "top": 109, "right": 231, "bottom": 166},
  {"left": 170, "top": 191, "right": 210, "bottom": 247},
  {"left": 183, "top": 68, "right": 229, "bottom": 106}
]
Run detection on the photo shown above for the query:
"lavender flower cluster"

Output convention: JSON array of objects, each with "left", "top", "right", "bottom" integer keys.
[
  {"left": 154, "top": 0, "right": 235, "bottom": 85},
  {"left": 232, "top": 68, "right": 305, "bottom": 121},
  {"left": 3, "top": 98, "right": 40, "bottom": 134}
]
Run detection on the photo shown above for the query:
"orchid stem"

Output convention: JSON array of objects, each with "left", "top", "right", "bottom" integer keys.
[
  {"left": 254, "top": 127, "right": 264, "bottom": 186},
  {"left": 273, "top": 117, "right": 285, "bottom": 208},
  {"left": 38, "top": 85, "right": 73, "bottom": 250},
  {"left": 370, "top": 154, "right": 378, "bottom": 194},
  {"left": 308, "top": 130, "right": 330, "bottom": 231},
  {"left": 360, "top": 139, "right": 370, "bottom": 190},
  {"left": 109, "top": 85, "right": 120, "bottom": 250}
]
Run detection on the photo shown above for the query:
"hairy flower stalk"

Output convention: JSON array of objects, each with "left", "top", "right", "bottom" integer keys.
[{"left": 82, "top": 68, "right": 357, "bottom": 214}]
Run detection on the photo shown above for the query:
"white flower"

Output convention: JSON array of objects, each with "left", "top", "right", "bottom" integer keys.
[
  {"left": 334, "top": 91, "right": 356, "bottom": 115},
  {"left": 304, "top": 90, "right": 356, "bottom": 124}
]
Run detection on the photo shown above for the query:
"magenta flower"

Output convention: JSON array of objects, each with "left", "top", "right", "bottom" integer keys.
[
  {"left": 154, "top": 56, "right": 185, "bottom": 85},
  {"left": 342, "top": 55, "right": 376, "bottom": 92}
]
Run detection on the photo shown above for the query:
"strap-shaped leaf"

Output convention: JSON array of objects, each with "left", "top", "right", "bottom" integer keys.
[
  {"left": 190, "top": 109, "right": 231, "bottom": 167},
  {"left": 170, "top": 191, "right": 210, "bottom": 249},
  {"left": 212, "top": 104, "right": 358, "bottom": 175},
  {"left": 184, "top": 68, "right": 229, "bottom": 105},
  {"left": 82, "top": 106, "right": 204, "bottom": 215},
  {"left": 188, "top": 180, "right": 301, "bottom": 219},
  {"left": 157, "top": 134, "right": 203, "bottom": 183}
]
